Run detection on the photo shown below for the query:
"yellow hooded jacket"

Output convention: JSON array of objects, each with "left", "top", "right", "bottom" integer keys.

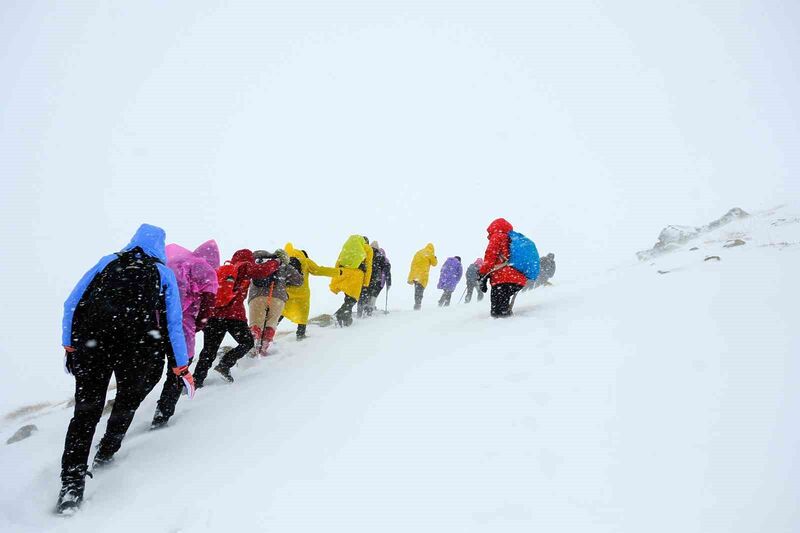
[
  {"left": 330, "top": 237, "right": 374, "bottom": 300},
  {"left": 283, "top": 243, "right": 338, "bottom": 325},
  {"left": 408, "top": 243, "right": 438, "bottom": 288}
]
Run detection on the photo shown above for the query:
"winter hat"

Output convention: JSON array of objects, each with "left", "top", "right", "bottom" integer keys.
[
  {"left": 253, "top": 250, "right": 273, "bottom": 264},
  {"left": 547, "top": 253, "right": 555, "bottom": 259},
  {"left": 274, "top": 248, "right": 290, "bottom": 265},
  {"left": 455, "top": 256, "right": 461, "bottom": 262},
  {"left": 371, "top": 240, "right": 380, "bottom": 249}
]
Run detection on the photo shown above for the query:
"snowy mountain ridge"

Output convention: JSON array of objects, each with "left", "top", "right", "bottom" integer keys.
[
  {"left": 1, "top": 205, "right": 798, "bottom": 532},
  {"left": 636, "top": 207, "right": 751, "bottom": 261}
]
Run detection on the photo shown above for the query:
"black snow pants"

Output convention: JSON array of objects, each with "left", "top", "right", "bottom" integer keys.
[
  {"left": 413, "top": 282, "right": 425, "bottom": 310},
  {"left": 61, "top": 338, "right": 164, "bottom": 474},
  {"left": 490, "top": 283, "right": 523, "bottom": 318},
  {"left": 438, "top": 290, "right": 454, "bottom": 307},
  {"left": 356, "top": 287, "right": 370, "bottom": 318},
  {"left": 193, "top": 318, "right": 254, "bottom": 385},
  {"left": 153, "top": 362, "right": 187, "bottom": 425},
  {"left": 336, "top": 295, "right": 358, "bottom": 326}
]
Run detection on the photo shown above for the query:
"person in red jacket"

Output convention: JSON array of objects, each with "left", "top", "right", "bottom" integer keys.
[
  {"left": 192, "top": 249, "right": 279, "bottom": 386},
  {"left": 478, "top": 218, "right": 527, "bottom": 317}
]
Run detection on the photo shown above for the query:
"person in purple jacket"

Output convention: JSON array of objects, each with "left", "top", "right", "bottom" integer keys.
[{"left": 437, "top": 256, "right": 463, "bottom": 307}]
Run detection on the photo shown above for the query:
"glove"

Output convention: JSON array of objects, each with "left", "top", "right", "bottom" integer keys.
[
  {"left": 479, "top": 276, "right": 489, "bottom": 294},
  {"left": 172, "top": 365, "right": 196, "bottom": 399},
  {"left": 63, "top": 346, "right": 76, "bottom": 375}
]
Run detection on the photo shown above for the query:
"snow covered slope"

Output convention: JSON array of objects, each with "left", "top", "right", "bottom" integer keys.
[{"left": 1, "top": 206, "right": 798, "bottom": 532}]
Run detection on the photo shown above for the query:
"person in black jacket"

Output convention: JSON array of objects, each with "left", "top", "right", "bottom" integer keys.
[
  {"left": 57, "top": 224, "right": 193, "bottom": 515},
  {"left": 358, "top": 241, "right": 392, "bottom": 317}
]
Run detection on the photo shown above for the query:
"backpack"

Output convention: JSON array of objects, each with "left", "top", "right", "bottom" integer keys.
[
  {"left": 337, "top": 235, "right": 368, "bottom": 269},
  {"left": 508, "top": 230, "right": 540, "bottom": 280},
  {"left": 252, "top": 274, "right": 275, "bottom": 288},
  {"left": 214, "top": 261, "right": 246, "bottom": 307},
  {"left": 79, "top": 247, "right": 163, "bottom": 331},
  {"left": 252, "top": 256, "right": 281, "bottom": 288}
]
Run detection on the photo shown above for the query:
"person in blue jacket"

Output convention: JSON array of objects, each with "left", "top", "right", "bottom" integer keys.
[{"left": 56, "top": 224, "right": 195, "bottom": 515}]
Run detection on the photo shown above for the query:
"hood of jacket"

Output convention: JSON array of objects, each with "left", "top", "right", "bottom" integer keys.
[
  {"left": 441, "top": 257, "right": 461, "bottom": 273},
  {"left": 230, "top": 248, "right": 254, "bottom": 265},
  {"left": 165, "top": 243, "right": 193, "bottom": 264},
  {"left": 194, "top": 240, "right": 221, "bottom": 269},
  {"left": 253, "top": 249, "right": 277, "bottom": 262},
  {"left": 123, "top": 224, "right": 167, "bottom": 263},
  {"left": 486, "top": 218, "right": 513, "bottom": 237}
]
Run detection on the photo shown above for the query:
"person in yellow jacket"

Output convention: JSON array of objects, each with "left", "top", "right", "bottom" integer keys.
[
  {"left": 330, "top": 235, "right": 373, "bottom": 327},
  {"left": 281, "top": 243, "right": 338, "bottom": 340},
  {"left": 408, "top": 243, "right": 438, "bottom": 310}
]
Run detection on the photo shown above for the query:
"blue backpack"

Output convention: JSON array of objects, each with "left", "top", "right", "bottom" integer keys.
[{"left": 508, "top": 230, "right": 540, "bottom": 280}]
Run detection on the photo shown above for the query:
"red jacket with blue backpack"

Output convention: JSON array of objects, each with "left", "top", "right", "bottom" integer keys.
[{"left": 478, "top": 218, "right": 528, "bottom": 287}]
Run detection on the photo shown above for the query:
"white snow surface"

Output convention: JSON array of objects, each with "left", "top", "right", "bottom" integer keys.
[{"left": 1, "top": 206, "right": 798, "bottom": 532}]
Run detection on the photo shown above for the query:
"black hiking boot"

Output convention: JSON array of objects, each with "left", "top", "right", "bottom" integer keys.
[
  {"left": 214, "top": 364, "right": 234, "bottom": 383},
  {"left": 91, "top": 449, "right": 115, "bottom": 470},
  {"left": 150, "top": 408, "right": 169, "bottom": 430},
  {"left": 55, "top": 465, "right": 90, "bottom": 515}
]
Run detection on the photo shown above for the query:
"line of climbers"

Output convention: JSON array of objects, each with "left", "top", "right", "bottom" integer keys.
[
  {"left": 55, "top": 218, "right": 555, "bottom": 515},
  {"left": 407, "top": 218, "right": 555, "bottom": 313}
]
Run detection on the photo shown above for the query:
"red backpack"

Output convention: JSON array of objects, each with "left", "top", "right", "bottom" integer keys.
[{"left": 214, "top": 261, "right": 246, "bottom": 308}]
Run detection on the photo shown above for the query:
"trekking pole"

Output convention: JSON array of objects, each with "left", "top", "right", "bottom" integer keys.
[
  {"left": 457, "top": 286, "right": 467, "bottom": 304},
  {"left": 510, "top": 290, "right": 519, "bottom": 312},
  {"left": 384, "top": 285, "right": 390, "bottom": 314},
  {"left": 259, "top": 281, "right": 274, "bottom": 357}
]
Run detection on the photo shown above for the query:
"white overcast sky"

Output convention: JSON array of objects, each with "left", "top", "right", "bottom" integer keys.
[{"left": 0, "top": 0, "right": 797, "bottom": 409}]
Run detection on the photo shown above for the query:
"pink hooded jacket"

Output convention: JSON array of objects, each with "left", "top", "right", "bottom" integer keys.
[{"left": 166, "top": 240, "right": 220, "bottom": 359}]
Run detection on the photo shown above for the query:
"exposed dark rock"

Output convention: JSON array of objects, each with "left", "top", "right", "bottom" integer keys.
[
  {"left": 309, "top": 314, "right": 335, "bottom": 327},
  {"left": 4, "top": 402, "right": 52, "bottom": 421},
  {"left": 704, "top": 256, "right": 721, "bottom": 262},
  {"left": 723, "top": 239, "right": 746, "bottom": 248},
  {"left": 637, "top": 208, "right": 749, "bottom": 260},
  {"left": 6, "top": 424, "right": 37, "bottom": 444},
  {"left": 771, "top": 217, "right": 800, "bottom": 227}
]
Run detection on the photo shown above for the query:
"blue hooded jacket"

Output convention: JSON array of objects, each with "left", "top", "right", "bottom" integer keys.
[{"left": 61, "top": 224, "right": 189, "bottom": 367}]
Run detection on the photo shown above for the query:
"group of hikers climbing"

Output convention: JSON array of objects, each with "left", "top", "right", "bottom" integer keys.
[{"left": 55, "top": 217, "right": 555, "bottom": 515}]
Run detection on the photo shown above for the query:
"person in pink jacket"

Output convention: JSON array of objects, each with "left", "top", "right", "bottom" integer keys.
[{"left": 151, "top": 240, "right": 220, "bottom": 429}]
